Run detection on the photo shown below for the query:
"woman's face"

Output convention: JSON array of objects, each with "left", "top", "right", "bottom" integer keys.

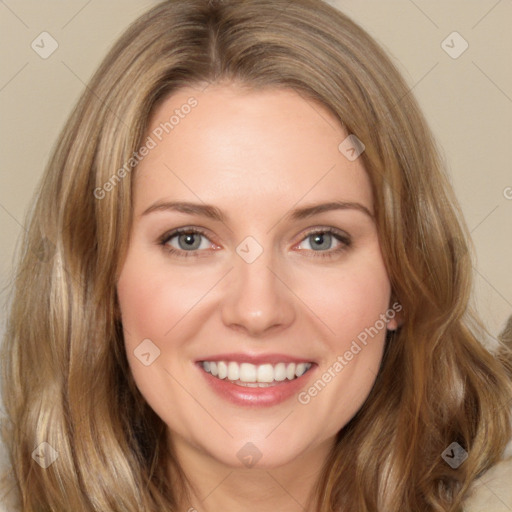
[{"left": 117, "top": 83, "right": 398, "bottom": 470}]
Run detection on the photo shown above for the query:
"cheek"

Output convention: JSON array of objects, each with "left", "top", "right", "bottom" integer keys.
[
  {"left": 297, "top": 254, "right": 392, "bottom": 344},
  {"left": 295, "top": 259, "right": 391, "bottom": 433},
  {"left": 116, "top": 250, "right": 212, "bottom": 343},
  {"left": 116, "top": 251, "right": 198, "bottom": 418}
]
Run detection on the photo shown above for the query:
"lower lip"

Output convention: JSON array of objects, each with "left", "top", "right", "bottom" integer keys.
[{"left": 196, "top": 363, "right": 316, "bottom": 407}]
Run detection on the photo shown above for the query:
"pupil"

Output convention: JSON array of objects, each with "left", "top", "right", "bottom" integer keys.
[
  {"left": 312, "top": 233, "right": 330, "bottom": 250},
  {"left": 179, "top": 233, "right": 200, "bottom": 250}
]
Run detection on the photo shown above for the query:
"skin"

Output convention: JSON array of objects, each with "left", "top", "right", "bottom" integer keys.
[{"left": 116, "top": 82, "right": 400, "bottom": 512}]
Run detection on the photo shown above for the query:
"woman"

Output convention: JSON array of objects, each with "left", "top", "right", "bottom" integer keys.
[{"left": 1, "top": 0, "right": 511, "bottom": 510}]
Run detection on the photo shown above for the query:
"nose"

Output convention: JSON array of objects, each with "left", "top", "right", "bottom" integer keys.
[{"left": 220, "top": 248, "right": 296, "bottom": 337}]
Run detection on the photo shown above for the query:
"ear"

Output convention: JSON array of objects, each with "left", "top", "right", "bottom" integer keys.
[{"left": 386, "top": 299, "right": 404, "bottom": 331}]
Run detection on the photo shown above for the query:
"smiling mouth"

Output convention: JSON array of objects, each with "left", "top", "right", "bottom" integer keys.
[{"left": 199, "top": 360, "right": 313, "bottom": 387}]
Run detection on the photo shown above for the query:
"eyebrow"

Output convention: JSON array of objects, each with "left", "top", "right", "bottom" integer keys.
[{"left": 140, "top": 200, "right": 373, "bottom": 222}]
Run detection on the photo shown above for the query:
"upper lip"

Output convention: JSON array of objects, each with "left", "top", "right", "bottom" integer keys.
[{"left": 196, "top": 353, "right": 315, "bottom": 365}]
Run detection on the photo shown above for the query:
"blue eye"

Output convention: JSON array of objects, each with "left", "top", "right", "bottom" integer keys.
[
  {"left": 158, "top": 227, "right": 351, "bottom": 259},
  {"left": 159, "top": 228, "right": 214, "bottom": 257},
  {"left": 296, "top": 229, "right": 351, "bottom": 258}
]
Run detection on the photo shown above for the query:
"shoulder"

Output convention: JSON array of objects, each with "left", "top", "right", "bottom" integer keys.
[{"left": 463, "top": 441, "right": 512, "bottom": 512}]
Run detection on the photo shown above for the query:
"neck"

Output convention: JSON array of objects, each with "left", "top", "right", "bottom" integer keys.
[{"left": 167, "top": 434, "right": 334, "bottom": 512}]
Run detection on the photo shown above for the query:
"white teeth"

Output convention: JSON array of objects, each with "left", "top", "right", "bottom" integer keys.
[
  {"left": 295, "top": 363, "right": 307, "bottom": 377},
  {"left": 227, "top": 361, "right": 239, "bottom": 381},
  {"left": 239, "top": 363, "right": 257, "bottom": 382},
  {"left": 217, "top": 361, "right": 228, "bottom": 379},
  {"left": 286, "top": 363, "right": 296, "bottom": 380},
  {"left": 201, "top": 360, "right": 312, "bottom": 383},
  {"left": 257, "top": 364, "right": 275, "bottom": 383},
  {"left": 274, "top": 363, "right": 287, "bottom": 381}
]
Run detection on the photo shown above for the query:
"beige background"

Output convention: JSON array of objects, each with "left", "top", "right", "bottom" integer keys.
[
  {"left": 0, "top": 2, "right": 512, "bottom": 510},
  {"left": 0, "top": 0, "right": 511, "bottom": 342}
]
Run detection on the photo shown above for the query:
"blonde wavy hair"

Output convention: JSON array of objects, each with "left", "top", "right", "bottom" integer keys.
[{"left": 2, "top": 0, "right": 512, "bottom": 510}]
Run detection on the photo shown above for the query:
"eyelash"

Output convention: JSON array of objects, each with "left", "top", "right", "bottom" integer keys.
[{"left": 158, "top": 227, "right": 352, "bottom": 259}]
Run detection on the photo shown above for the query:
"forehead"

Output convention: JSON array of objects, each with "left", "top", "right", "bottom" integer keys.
[{"left": 134, "top": 83, "right": 372, "bottom": 214}]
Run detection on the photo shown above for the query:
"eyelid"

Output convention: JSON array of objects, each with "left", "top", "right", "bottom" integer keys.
[
  {"left": 158, "top": 226, "right": 219, "bottom": 254},
  {"left": 159, "top": 226, "right": 213, "bottom": 244},
  {"left": 292, "top": 225, "right": 351, "bottom": 247}
]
